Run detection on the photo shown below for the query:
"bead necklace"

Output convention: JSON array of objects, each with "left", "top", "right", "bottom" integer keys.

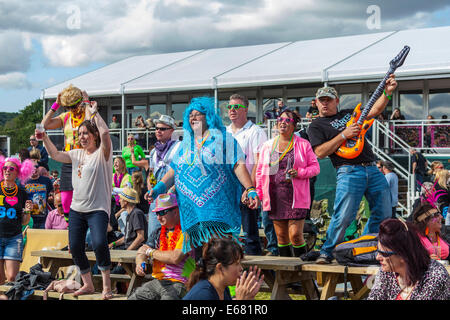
[
  {"left": 1, "top": 181, "right": 18, "bottom": 198},
  {"left": 269, "top": 133, "right": 294, "bottom": 167},
  {"left": 184, "top": 131, "right": 210, "bottom": 166}
]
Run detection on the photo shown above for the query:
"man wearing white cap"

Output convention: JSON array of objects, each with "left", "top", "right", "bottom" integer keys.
[
  {"left": 129, "top": 193, "right": 194, "bottom": 300},
  {"left": 307, "top": 76, "right": 397, "bottom": 264}
]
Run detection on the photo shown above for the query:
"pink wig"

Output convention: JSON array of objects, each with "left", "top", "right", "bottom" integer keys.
[{"left": 0, "top": 156, "right": 35, "bottom": 185}]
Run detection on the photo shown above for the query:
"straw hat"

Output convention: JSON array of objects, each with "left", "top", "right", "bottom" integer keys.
[
  {"left": 152, "top": 193, "right": 178, "bottom": 212},
  {"left": 119, "top": 187, "right": 139, "bottom": 204}
]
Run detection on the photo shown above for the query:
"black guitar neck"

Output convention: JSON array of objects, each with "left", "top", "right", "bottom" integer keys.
[{"left": 357, "top": 45, "right": 410, "bottom": 125}]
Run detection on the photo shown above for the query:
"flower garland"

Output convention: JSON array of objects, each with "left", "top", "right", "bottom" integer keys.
[{"left": 159, "top": 224, "right": 182, "bottom": 251}]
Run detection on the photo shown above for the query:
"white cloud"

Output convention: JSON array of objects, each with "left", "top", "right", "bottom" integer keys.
[{"left": 0, "top": 72, "right": 31, "bottom": 90}]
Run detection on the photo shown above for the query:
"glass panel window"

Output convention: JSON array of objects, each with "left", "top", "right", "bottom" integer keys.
[
  {"left": 171, "top": 103, "right": 188, "bottom": 125},
  {"left": 338, "top": 94, "right": 361, "bottom": 111},
  {"left": 429, "top": 90, "right": 450, "bottom": 120},
  {"left": 149, "top": 104, "right": 166, "bottom": 119},
  {"left": 126, "top": 105, "right": 147, "bottom": 128},
  {"left": 399, "top": 90, "right": 424, "bottom": 120}
]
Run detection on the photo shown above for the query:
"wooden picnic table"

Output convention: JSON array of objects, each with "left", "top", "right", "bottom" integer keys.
[
  {"left": 301, "top": 262, "right": 450, "bottom": 300},
  {"left": 241, "top": 255, "right": 318, "bottom": 300},
  {"left": 31, "top": 249, "right": 140, "bottom": 296}
]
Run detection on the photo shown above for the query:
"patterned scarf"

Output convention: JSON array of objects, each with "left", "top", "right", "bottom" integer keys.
[
  {"left": 154, "top": 139, "right": 176, "bottom": 164},
  {"left": 113, "top": 173, "right": 124, "bottom": 206}
]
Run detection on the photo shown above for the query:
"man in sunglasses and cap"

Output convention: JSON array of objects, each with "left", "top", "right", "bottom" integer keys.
[
  {"left": 307, "top": 76, "right": 397, "bottom": 264},
  {"left": 129, "top": 193, "right": 193, "bottom": 300},
  {"left": 140, "top": 115, "right": 180, "bottom": 244},
  {"left": 226, "top": 93, "right": 267, "bottom": 256}
]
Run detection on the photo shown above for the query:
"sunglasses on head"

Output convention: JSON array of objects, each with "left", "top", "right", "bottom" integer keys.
[
  {"left": 155, "top": 127, "right": 172, "bottom": 132},
  {"left": 227, "top": 104, "right": 247, "bottom": 110},
  {"left": 2, "top": 166, "right": 17, "bottom": 172},
  {"left": 277, "top": 117, "right": 295, "bottom": 124},
  {"left": 377, "top": 248, "right": 396, "bottom": 258},
  {"left": 155, "top": 208, "right": 174, "bottom": 216}
]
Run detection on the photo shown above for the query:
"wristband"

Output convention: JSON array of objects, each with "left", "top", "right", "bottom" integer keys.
[
  {"left": 383, "top": 90, "right": 392, "bottom": 100},
  {"left": 247, "top": 190, "right": 259, "bottom": 199},
  {"left": 112, "top": 241, "right": 116, "bottom": 248},
  {"left": 341, "top": 132, "right": 346, "bottom": 140},
  {"left": 23, "top": 210, "right": 31, "bottom": 214},
  {"left": 51, "top": 102, "right": 60, "bottom": 112},
  {"left": 245, "top": 186, "right": 256, "bottom": 192}
]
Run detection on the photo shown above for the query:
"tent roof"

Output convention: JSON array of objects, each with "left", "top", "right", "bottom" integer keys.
[{"left": 43, "top": 26, "right": 450, "bottom": 99}]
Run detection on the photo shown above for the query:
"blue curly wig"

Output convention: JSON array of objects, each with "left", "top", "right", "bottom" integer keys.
[{"left": 182, "top": 96, "right": 224, "bottom": 135}]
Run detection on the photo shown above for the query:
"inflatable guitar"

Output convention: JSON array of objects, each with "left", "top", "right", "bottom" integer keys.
[{"left": 336, "top": 45, "right": 410, "bottom": 159}]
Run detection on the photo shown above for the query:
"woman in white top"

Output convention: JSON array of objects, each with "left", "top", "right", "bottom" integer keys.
[{"left": 41, "top": 101, "right": 114, "bottom": 299}]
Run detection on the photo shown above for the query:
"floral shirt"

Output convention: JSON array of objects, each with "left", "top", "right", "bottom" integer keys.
[{"left": 367, "top": 259, "right": 450, "bottom": 300}]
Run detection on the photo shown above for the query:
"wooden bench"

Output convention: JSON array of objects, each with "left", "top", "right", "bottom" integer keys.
[
  {"left": 241, "top": 255, "right": 318, "bottom": 300},
  {"left": 301, "top": 263, "right": 379, "bottom": 300},
  {"left": 301, "top": 262, "right": 450, "bottom": 300}
]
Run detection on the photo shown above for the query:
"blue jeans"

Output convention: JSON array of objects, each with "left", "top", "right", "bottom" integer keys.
[
  {"left": 262, "top": 211, "right": 278, "bottom": 255},
  {"left": 69, "top": 209, "right": 111, "bottom": 274},
  {"left": 240, "top": 204, "right": 262, "bottom": 255},
  {"left": 320, "top": 165, "right": 392, "bottom": 258},
  {"left": 146, "top": 202, "right": 161, "bottom": 246},
  {"left": 0, "top": 233, "right": 24, "bottom": 261}
]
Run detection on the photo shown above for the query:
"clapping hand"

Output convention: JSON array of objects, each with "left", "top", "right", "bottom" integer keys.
[{"left": 235, "top": 266, "right": 264, "bottom": 300}]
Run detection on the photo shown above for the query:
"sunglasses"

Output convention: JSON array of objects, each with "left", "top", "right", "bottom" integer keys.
[
  {"left": 277, "top": 117, "right": 295, "bottom": 124},
  {"left": 155, "top": 127, "right": 172, "bottom": 132},
  {"left": 189, "top": 112, "right": 205, "bottom": 119},
  {"left": 30, "top": 139, "right": 37, "bottom": 142},
  {"left": 377, "top": 248, "right": 396, "bottom": 258},
  {"left": 2, "top": 166, "right": 17, "bottom": 172},
  {"left": 227, "top": 104, "right": 247, "bottom": 110},
  {"left": 155, "top": 208, "right": 174, "bottom": 216}
]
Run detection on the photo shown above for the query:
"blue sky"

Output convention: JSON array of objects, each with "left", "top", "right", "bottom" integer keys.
[{"left": 1, "top": 0, "right": 450, "bottom": 113}]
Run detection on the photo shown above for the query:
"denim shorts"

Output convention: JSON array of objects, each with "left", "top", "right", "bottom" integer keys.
[{"left": 0, "top": 233, "right": 24, "bottom": 261}]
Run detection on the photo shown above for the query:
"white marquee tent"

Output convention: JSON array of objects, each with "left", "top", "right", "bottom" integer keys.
[{"left": 43, "top": 25, "right": 450, "bottom": 100}]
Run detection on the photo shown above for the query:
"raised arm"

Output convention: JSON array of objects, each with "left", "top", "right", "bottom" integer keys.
[
  {"left": 88, "top": 101, "right": 111, "bottom": 160},
  {"left": 41, "top": 93, "right": 64, "bottom": 130},
  {"left": 41, "top": 130, "right": 72, "bottom": 164}
]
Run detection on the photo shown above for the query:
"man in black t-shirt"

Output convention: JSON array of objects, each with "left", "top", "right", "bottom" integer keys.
[
  {"left": 307, "top": 75, "right": 397, "bottom": 264},
  {"left": 410, "top": 148, "right": 427, "bottom": 192},
  {"left": 24, "top": 164, "right": 54, "bottom": 229}
]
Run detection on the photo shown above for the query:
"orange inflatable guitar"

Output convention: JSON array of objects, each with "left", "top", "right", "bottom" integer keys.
[{"left": 336, "top": 45, "right": 410, "bottom": 159}]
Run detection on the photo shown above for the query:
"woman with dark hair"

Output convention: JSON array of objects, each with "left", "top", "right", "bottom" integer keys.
[
  {"left": 367, "top": 218, "right": 450, "bottom": 300},
  {"left": 41, "top": 102, "right": 114, "bottom": 300},
  {"left": 183, "top": 237, "right": 264, "bottom": 300},
  {"left": 255, "top": 109, "right": 320, "bottom": 257},
  {"left": 413, "top": 203, "right": 449, "bottom": 260}
]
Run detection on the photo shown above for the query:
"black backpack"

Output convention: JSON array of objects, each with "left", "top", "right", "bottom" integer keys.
[{"left": 333, "top": 234, "right": 380, "bottom": 267}]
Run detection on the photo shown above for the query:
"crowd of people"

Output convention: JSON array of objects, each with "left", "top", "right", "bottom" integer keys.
[{"left": 1, "top": 78, "right": 449, "bottom": 301}]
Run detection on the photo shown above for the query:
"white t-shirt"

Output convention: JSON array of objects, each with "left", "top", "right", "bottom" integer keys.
[
  {"left": 226, "top": 120, "right": 268, "bottom": 174},
  {"left": 69, "top": 147, "right": 113, "bottom": 216}
]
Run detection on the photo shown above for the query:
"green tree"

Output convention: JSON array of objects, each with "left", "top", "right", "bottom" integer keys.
[{"left": 0, "top": 99, "right": 43, "bottom": 154}]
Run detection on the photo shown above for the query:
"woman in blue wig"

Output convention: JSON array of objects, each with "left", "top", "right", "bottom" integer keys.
[{"left": 148, "top": 97, "right": 259, "bottom": 252}]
